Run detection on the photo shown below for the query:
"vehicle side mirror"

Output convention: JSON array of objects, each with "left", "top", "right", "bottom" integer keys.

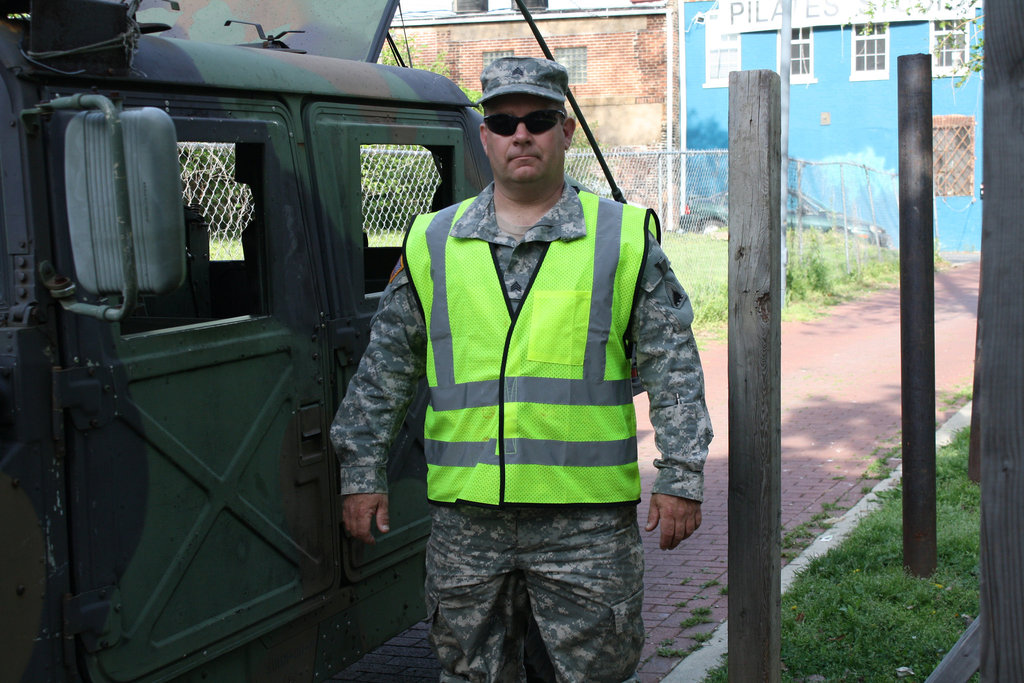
[{"left": 65, "top": 105, "right": 185, "bottom": 299}]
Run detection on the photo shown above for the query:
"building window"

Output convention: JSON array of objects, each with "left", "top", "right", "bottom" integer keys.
[
  {"left": 705, "top": 11, "right": 740, "bottom": 87},
  {"left": 851, "top": 23, "right": 888, "bottom": 80},
  {"left": 454, "top": 0, "right": 487, "bottom": 14},
  {"left": 554, "top": 47, "right": 587, "bottom": 84},
  {"left": 790, "top": 27, "right": 813, "bottom": 82},
  {"left": 934, "top": 115, "right": 975, "bottom": 197},
  {"left": 932, "top": 20, "right": 968, "bottom": 77},
  {"left": 483, "top": 50, "right": 514, "bottom": 69}
]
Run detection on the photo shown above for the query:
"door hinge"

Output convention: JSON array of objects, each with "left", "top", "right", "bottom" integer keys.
[
  {"left": 52, "top": 365, "right": 115, "bottom": 431},
  {"left": 64, "top": 585, "right": 121, "bottom": 653}
]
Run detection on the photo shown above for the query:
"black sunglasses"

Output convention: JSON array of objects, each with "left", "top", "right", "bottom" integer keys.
[{"left": 483, "top": 109, "right": 566, "bottom": 136}]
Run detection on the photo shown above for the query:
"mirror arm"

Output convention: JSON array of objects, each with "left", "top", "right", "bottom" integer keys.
[{"left": 34, "top": 94, "right": 139, "bottom": 321}]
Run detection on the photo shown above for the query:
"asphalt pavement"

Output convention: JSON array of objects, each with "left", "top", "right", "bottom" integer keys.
[{"left": 335, "top": 256, "right": 981, "bottom": 682}]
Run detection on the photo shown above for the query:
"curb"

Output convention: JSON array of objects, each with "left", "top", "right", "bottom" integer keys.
[{"left": 662, "top": 401, "right": 974, "bottom": 683}]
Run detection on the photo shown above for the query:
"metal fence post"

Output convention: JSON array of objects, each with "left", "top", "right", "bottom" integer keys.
[{"left": 898, "top": 52, "right": 937, "bottom": 578}]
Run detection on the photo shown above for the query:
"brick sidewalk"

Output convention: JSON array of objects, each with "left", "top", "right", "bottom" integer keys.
[{"left": 338, "top": 259, "right": 981, "bottom": 682}]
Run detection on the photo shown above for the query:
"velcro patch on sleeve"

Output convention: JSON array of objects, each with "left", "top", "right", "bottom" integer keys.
[{"left": 388, "top": 256, "right": 405, "bottom": 284}]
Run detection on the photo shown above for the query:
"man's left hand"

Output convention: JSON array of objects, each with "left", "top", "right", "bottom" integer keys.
[{"left": 645, "top": 493, "right": 702, "bottom": 550}]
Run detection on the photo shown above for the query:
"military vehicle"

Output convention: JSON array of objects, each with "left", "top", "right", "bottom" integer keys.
[{"left": 0, "top": 1, "right": 496, "bottom": 680}]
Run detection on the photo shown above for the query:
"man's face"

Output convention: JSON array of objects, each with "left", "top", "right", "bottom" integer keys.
[{"left": 480, "top": 94, "right": 575, "bottom": 194}]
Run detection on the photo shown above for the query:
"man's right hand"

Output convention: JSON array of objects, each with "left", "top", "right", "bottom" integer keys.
[{"left": 343, "top": 493, "right": 390, "bottom": 545}]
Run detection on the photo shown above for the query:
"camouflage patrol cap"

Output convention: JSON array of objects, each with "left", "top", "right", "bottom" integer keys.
[{"left": 478, "top": 56, "right": 569, "bottom": 106}]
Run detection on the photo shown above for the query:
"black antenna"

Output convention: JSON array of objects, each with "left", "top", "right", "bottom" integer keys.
[
  {"left": 511, "top": 0, "right": 626, "bottom": 204},
  {"left": 385, "top": 32, "right": 408, "bottom": 67}
]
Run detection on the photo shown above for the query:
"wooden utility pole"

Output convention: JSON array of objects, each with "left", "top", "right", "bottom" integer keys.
[
  {"left": 727, "top": 69, "right": 782, "bottom": 683},
  {"left": 978, "top": 0, "right": 1024, "bottom": 677}
]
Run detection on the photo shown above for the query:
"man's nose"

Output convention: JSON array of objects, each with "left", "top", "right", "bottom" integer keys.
[{"left": 511, "top": 121, "right": 532, "bottom": 140}]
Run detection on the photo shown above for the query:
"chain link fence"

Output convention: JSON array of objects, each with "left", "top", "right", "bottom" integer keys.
[
  {"left": 566, "top": 149, "right": 899, "bottom": 248},
  {"left": 179, "top": 143, "right": 253, "bottom": 260},
  {"left": 177, "top": 143, "right": 898, "bottom": 313},
  {"left": 361, "top": 144, "right": 442, "bottom": 247},
  {"left": 566, "top": 149, "right": 899, "bottom": 320}
]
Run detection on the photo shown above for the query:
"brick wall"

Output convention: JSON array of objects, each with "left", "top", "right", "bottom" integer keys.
[{"left": 392, "top": 11, "right": 675, "bottom": 147}]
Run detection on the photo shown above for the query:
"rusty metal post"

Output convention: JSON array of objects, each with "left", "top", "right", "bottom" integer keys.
[{"left": 898, "top": 53, "right": 936, "bottom": 577}]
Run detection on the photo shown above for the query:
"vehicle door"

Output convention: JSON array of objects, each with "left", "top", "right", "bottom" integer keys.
[
  {"left": 50, "top": 95, "right": 335, "bottom": 682},
  {"left": 305, "top": 103, "right": 484, "bottom": 581}
]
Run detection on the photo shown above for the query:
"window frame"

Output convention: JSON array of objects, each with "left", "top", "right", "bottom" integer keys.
[
  {"left": 933, "top": 115, "right": 976, "bottom": 198},
  {"left": 482, "top": 49, "right": 514, "bottom": 69},
  {"left": 705, "top": 11, "right": 741, "bottom": 88},
  {"left": 785, "top": 26, "right": 815, "bottom": 84},
  {"left": 931, "top": 19, "right": 969, "bottom": 78},
  {"left": 553, "top": 46, "right": 587, "bottom": 85},
  {"left": 850, "top": 23, "right": 889, "bottom": 82},
  {"left": 307, "top": 109, "right": 468, "bottom": 304},
  {"left": 121, "top": 112, "right": 304, "bottom": 331}
]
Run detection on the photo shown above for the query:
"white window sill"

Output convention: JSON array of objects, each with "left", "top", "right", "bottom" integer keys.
[{"left": 850, "top": 71, "right": 889, "bottom": 82}]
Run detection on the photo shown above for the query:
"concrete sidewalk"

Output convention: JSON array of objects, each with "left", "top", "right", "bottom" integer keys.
[{"left": 338, "top": 258, "right": 981, "bottom": 682}]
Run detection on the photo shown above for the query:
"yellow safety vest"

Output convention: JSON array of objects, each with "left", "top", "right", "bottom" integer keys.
[{"left": 404, "top": 191, "right": 652, "bottom": 506}]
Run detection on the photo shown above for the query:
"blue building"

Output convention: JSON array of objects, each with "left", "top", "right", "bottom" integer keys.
[{"left": 681, "top": 0, "right": 984, "bottom": 252}]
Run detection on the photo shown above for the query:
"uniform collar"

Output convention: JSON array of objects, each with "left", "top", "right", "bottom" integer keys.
[{"left": 449, "top": 182, "right": 587, "bottom": 244}]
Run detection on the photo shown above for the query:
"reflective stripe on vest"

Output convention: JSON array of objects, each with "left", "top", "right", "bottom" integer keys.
[{"left": 405, "top": 191, "right": 650, "bottom": 506}]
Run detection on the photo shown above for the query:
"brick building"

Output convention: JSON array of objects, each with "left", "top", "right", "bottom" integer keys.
[{"left": 391, "top": 0, "right": 682, "bottom": 148}]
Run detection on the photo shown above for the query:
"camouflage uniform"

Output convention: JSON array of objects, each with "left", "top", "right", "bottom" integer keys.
[{"left": 331, "top": 182, "right": 712, "bottom": 682}]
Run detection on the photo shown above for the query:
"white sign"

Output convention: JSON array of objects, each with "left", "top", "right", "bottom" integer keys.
[{"left": 716, "top": 0, "right": 972, "bottom": 33}]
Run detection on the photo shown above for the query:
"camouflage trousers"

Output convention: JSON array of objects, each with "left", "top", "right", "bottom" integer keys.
[{"left": 425, "top": 504, "right": 645, "bottom": 683}]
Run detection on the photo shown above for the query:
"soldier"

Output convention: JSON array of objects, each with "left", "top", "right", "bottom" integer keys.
[{"left": 331, "top": 56, "right": 712, "bottom": 682}]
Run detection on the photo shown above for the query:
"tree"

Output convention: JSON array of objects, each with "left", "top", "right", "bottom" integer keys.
[
  {"left": 380, "top": 33, "right": 482, "bottom": 102},
  {"left": 866, "top": 0, "right": 984, "bottom": 85}
]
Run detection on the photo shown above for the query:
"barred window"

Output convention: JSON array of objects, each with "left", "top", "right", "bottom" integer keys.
[
  {"left": 933, "top": 115, "right": 975, "bottom": 197},
  {"left": 791, "top": 27, "right": 813, "bottom": 81},
  {"left": 852, "top": 23, "right": 887, "bottom": 80},
  {"left": 483, "top": 50, "right": 514, "bottom": 69},
  {"left": 554, "top": 47, "right": 587, "bottom": 84},
  {"left": 932, "top": 20, "right": 968, "bottom": 77}
]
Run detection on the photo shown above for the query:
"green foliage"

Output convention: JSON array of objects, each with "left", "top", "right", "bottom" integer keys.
[
  {"left": 702, "top": 428, "right": 980, "bottom": 682},
  {"left": 785, "top": 228, "right": 901, "bottom": 310},
  {"left": 661, "top": 229, "right": 900, "bottom": 343},
  {"left": 380, "top": 33, "right": 482, "bottom": 102},
  {"left": 786, "top": 238, "right": 833, "bottom": 300},
  {"left": 865, "top": 0, "right": 984, "bottom": 86},
  {"left": 657, "top": 640, "right": 695, "bottom": 658},
  {"left": 680, "top": 606, "right": 713, "bottom": 629}
]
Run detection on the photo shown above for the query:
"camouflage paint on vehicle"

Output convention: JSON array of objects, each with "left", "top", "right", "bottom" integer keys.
[
  {"left": 0, "top": 3, "right": 492, "bottom": 681},
  {"left": 136, "top": 0, "right": 398, "bottom": 62}
]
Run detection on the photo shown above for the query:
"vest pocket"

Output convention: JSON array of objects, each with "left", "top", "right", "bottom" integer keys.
[{"left": 527, "top": 290, "right": 590, "bottom": 366}]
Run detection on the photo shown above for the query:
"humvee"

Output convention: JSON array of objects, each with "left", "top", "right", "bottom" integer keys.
[{"left": 0, "top": 1, "right": 494, "bottom": 680}]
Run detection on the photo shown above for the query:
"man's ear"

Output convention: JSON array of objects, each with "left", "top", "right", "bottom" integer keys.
[
  {"left": 480, "top": 122, "right": 490, "bottom": 157},
  {"left": 563, "top": 116, "right": 577, "bottom": 149}
]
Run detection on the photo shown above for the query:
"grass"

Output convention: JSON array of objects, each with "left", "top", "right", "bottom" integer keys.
[
  {"left": 661, "top": 229, "right": 900, "bottom": 343},
  {"left": 701, "top": 427, "right": 980, "bottom": 683}
]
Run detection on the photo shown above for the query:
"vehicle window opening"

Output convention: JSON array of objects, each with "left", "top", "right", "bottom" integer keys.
[
  {"left": 360, "top": 143, "right": 448, "bottom": 293},
  {"left": 126, "top": 142, "right": 266, "bottom": 332}
]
